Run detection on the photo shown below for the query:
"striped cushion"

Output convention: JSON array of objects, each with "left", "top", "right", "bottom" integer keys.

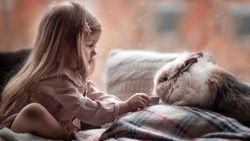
[
  {"left": 105, "top": 49, "right": 178, "bottom": 100},
  {"left": 100, "top": 104, "right": 250, "bottom": 140}
]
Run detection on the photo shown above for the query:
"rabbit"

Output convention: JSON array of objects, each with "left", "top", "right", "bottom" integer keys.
[{"left": 153, "top": 51, "right": 250, "bottom": 127}]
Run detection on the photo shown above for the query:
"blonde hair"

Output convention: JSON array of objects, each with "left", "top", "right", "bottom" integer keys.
[{"left": 0, "top": 2, "right": 101, "bottom": 116}]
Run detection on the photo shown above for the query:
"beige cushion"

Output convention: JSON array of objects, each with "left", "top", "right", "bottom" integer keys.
[{"left": 105, "top": 49, "right": 178, "bottom": 100}]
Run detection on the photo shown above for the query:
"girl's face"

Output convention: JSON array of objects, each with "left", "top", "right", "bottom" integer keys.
[{"left": 83, "top": 32, "right": 101, "bottom": 65}]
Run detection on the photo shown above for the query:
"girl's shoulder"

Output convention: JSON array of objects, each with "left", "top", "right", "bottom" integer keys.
[{"left": 40, "top": 67, "right": 86, "bottom": 88}]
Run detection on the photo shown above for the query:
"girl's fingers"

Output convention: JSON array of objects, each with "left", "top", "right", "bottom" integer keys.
[
  {"left": 141, "top": 99, "right": 147, "bottom": 107},
  {"left": 139, "top": 98, "right": 148, "bottom": 108},
  {"left": 139, "top": 93, "right": 150, "bottom": 105}
]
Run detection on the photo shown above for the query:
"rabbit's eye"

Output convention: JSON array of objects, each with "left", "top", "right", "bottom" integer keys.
[{"left": 163, "top": 77, "right": 168, "bottom": 82}]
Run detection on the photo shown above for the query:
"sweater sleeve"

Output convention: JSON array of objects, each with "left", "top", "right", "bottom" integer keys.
[
  {"left": 85, "top": 80, "right": 121, "bottom": 103},
  {"left": 39, "top": 75, "right": 120, "bottom": 126}
]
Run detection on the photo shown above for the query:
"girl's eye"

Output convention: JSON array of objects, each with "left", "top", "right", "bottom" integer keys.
[{"left": 87, "top": 44, "right": 93, "bottom": 48}]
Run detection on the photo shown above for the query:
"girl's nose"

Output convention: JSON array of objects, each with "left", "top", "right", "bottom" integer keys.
[{"left": 92, "top": 49, "right": 97, "bottom": 56}]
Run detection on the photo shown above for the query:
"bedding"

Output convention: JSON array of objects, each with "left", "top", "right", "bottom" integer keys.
[
  {"left": 1, "top": 49, "right": 250, "bottom": 141},
  {"left": 100, "top": 49, "right": 250, "bottom": 141},
  {"left": 99, "top": 104, "right": 250, "bottom": 141},
  {"left": 0, "top": 127, "right": 54, "bottom": 141}
]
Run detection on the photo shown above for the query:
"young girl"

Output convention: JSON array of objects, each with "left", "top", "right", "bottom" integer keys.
[{"left": 0, "top": 2, "right": 149, "bottom": 140}]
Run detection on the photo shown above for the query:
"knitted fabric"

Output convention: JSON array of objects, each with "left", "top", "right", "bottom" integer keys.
[{"left": 105, "top": 49, "right": 178, "bottom": 100}]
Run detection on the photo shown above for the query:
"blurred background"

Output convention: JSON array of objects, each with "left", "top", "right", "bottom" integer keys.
[{"left": 1, "top": 0, "right": 250, "bottom": 91}]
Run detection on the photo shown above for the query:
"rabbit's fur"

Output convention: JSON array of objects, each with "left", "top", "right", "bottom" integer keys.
[{"left": 153, "top": 51, "right": 250, "bottom": 127}]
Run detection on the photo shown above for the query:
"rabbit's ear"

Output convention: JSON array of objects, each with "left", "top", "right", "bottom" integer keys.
[
  {"left": 182, "top": 57, "right": 197, "bottom": 72},
  {"left": 190, "top": 52, "right": 203, "bottom": 58},
  {"left": 190, "top": 52, "right": 216, "bottom": 64},
  {"left": 204, "top": 54, "right": 216, "bottom": 64},
  {"left": 184, "top": 57, "right": 197, "bottom": 67},
  {"left": 181, "top": 52, "right": 203, "bottom": 72}
]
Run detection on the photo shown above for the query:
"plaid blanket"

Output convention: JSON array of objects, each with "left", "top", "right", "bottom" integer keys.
[{"left": 99, "top": 104, "right": 250, "bottom": 141}]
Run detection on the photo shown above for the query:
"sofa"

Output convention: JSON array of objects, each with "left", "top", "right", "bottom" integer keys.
[
  {"left": 0, "top": 49, "right": 250, "bottom": 141},
  {"left": 0, "top": 49, "right": 31, "bottom": 96}
]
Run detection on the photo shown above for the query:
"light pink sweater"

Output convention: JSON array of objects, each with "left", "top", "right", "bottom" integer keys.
[{"left": 0, "top": 68, "right": 121, "bottom": 132}]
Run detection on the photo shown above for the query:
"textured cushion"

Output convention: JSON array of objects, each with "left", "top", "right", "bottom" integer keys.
[
  {"left": 100, "top": 104, "right": 250, "bottom": 140},
  {"left": 104, "top": 49, "right": 178, "bottom": 100}
]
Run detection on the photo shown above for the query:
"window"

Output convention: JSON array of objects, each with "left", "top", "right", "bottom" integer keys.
[
  {"left": 230, "top": 3, "right": 250, "bottom": 39},
  {"left": 154, "top": 1, "right": 186, "bottom": 37}
]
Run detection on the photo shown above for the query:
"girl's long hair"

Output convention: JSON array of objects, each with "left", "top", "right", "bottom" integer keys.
[{"left": 0, "top": 2, "right": 101, "bottom": 116}]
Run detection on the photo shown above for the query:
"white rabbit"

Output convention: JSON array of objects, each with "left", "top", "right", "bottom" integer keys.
[{"left": 153, "top": 51, "right": 250, "bottom": 127}]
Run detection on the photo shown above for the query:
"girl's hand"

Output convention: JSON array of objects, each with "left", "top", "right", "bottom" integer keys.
[
  {"left": 126, "top": 93, "right": 150, "bottom": 112},
  {"left": 118, "top": 93, "right": 149, "bottom": 116}
]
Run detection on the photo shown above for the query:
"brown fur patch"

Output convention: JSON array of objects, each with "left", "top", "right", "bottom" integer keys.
[{"left": 209, "top": 68, "right": 250, "bottom": 127}]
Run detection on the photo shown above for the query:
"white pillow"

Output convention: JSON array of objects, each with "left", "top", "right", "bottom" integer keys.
[{"left": 105, "top": 49, "right": 178, "bottom": 100}]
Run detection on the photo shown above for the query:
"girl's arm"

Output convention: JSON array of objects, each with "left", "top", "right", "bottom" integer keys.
[
  {"left": 85, "top": 80, "right": 121, "bottom": 103},
  {"left": 86, "top": 80, "right": 150, "bottom": 116},
  {"left": 39, "top": 75, "right": 119, "bottom": 126},
  {"left": 40, "top": 75, "right": 149, "bottom": 126},
  {"left": 118, "top": 93, "right": 149, "bottom": 116}
]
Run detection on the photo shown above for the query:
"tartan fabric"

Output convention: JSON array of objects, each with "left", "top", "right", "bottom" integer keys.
[{"left": 100, "top": 104, "right": 250, "bottom": 141}]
